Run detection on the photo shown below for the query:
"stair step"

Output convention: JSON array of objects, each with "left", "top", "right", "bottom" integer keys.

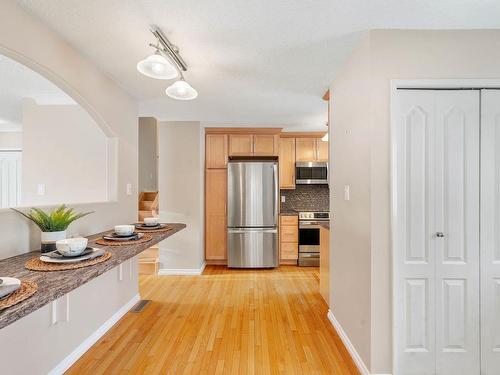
[
  {"left": 139, "top": 201, "right": 155, "bottom": 210},
  {"left": 139, "top": 261, "right": 159, "bottom": 275},
  {"left": 141, "top": 192, "right": 158, "bottom": 201}
]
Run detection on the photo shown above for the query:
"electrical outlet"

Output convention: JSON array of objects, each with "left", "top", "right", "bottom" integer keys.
[{"left": 281, "top": 195, "right": 286, "bottom": 203}]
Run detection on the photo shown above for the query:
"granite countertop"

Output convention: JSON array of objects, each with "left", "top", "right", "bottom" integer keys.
[
  {"left": 0, "top": 223, "right": 186, "bottom": 330},
  {"left": 318, "top": 221, "right": 330, "bottom": 230}
]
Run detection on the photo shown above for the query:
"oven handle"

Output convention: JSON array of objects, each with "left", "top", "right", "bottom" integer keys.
[{"left": 299, "top": 222, "right": 323, "bottom": 229}]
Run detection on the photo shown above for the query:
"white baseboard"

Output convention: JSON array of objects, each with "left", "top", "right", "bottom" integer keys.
[
  {"left": 327, "top": 309, "right": 372, "bottom": 375},
  {"left": 158, "top": 261, "right": 206, "bottom": 276},
  {"left": 48, "top": 293, "right": 140, "bottom": 375}
]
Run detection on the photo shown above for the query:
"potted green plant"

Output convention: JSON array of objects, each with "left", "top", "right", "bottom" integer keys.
[{"left": 12, "top": 205, "right": 94, "bottom": 253}]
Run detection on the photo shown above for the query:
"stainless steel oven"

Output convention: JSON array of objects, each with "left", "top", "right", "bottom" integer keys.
[
  {"left": 298, "top": 211, "right": 329, "bottom": 266},
  {"left": 295, "top": 162, "right": 328, "bottom": 185}
]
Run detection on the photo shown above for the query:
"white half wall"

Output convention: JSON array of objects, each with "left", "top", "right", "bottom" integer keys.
[
  {"left": 0, "top": 0, "right": 138, "bottom": 259},
  {"left": 157, "top": 121, "right": 204, "bottom": 271}
]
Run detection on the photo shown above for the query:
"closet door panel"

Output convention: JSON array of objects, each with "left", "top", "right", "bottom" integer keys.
[
  {"left": 394, "top": 90, "right": 436, "bottom": 375},
  {"left": 480, "top": 89, "right": 500, "bottom": 375},
  {"left": 435, "top": 91, "right": 480, "bottom": 375}
]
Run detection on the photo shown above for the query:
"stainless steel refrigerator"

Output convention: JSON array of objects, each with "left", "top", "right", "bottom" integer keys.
[{"left": 227, "top": 160, "right": 279, "bottom": 268}]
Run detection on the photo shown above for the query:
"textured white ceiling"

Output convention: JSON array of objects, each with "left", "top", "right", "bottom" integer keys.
[
  {"left": 0, "top": 54, "right": 74, "bottom": 130},
  {"left": 15, "top": 0, "right": 500, "bottom": 129}
]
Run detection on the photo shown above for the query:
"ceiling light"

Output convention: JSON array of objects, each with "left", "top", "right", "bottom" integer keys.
[
  {"left": 137, "top": 51, "right": 178, "bottom": 80},
  {"left": 165, "top": 79, "right": 198, "bottom": 100},
  {"left": 321, "top": 133, "right": 328, "bottom": 142}
]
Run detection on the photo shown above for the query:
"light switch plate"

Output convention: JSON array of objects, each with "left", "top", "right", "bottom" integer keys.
[
  {"left": 344, "top": 185, "right": 350, "bottom": 201},
  {"left": 126, "top": 183, "right": 133, "bottom": 195},
  {"left": 36, "top": 183, "right": 45, "bottom": 196}
]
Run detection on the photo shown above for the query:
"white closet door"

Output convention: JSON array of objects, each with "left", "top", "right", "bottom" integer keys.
[
  {"left": 480, "top": 89, "right": 500, "bottom": 375},
  {"left": 394, "top": 90, "right": 480, "bottom": 375}
]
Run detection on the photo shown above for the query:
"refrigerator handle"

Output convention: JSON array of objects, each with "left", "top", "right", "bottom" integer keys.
[
  {"left": 228, "top": 228, "right": 278, "bottom": 234},
  {"left": 273, "top": 163, "right": 279, "bottom": 221}
]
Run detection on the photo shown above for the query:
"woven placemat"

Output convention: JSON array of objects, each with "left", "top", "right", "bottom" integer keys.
[
  {"left": 0, "top": 280, "right": 38, "bottom": 311},
  {"left": 95, "top": 234, "right": 153, "bottom": 246},
  {"left": 134, "top": 225, "right": 174, "bottom": 233},
  {"left": 25, "top": 252, "right": 112, "bottom": 271}
]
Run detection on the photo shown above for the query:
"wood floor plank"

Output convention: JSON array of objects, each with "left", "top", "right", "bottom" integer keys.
[{"left": 66, "top": 266, "right": 359, "bottom": 375}]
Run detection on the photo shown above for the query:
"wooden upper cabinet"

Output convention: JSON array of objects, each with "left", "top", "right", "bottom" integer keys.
[
  {"left": 206, "top": 134, "right": 228, "bottom": 168},
  {"left": 279, "top": 137, "right": 295, "bottom": 189},
  {"left": 254, "top": 135, "right": 278, "bottom": 156},
  {"left": 229, "top": 134, "right": 253, "bottom": 156},
  {"left": 295, "top": 138, "right": 317, "bottom": 161},
  {"left": 316, "top": 138, "right": 329, "bottom": 162}
]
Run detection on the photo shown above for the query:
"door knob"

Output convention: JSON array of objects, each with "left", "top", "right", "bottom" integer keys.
[{"left": 436, "top": 232, "right": 445, "bottom": 238}]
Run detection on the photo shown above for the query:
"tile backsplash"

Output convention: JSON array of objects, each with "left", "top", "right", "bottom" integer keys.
[{"left": 281, "top": 185, "right": 330, "bottom": 212}]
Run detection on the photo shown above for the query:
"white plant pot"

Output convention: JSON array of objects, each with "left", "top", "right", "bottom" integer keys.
[{"left": 41, "top": 230, "right": 67, "bottom": 253}]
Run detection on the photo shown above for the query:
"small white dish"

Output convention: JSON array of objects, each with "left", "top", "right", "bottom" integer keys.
[
  {"left": 0, "top": 277, "right": 21, "bottom": 299},
  {"left": 114, "top": 225, "right": 135, "bottom": 236},
  {"left": 56, "top": 237, "right": 88, "bottom": 257},
  {"left": 144, "top": 217, "right": 159, "bottom": 226},
  {"left": 40, "top": 248, "right": 103, "bottom": 263}
]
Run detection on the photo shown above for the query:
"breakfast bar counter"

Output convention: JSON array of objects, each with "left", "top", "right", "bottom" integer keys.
[{"left": 0, "top": 223, "right": 186, "bottom": 330}]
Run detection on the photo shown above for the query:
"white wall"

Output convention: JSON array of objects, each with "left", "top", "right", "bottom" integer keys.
[
  {"left": 157, "top": 121, "right": 205, "bottom": 272},
  {"left": 330, "top": 29, "right": 500, "bottom": 373},
  {"left": 0, "top": 0, "right": 138, "bottom": 260},
  {"left": 0, "top": 131, "right": 22, "bottom": 149},
  {"left": 138, "top": 117, "right": 158, "bottom": 192},
  {"left": 21, "top": 100, "right": 107, "bottom": 206}
]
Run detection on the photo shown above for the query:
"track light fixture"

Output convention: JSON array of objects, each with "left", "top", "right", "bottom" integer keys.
[{"left": 137, "top": 26, "right": 198, "bottom": 100}]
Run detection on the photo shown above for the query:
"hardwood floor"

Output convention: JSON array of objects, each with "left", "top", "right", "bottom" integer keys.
[{"left": 66, "top": 266, "right": 359, "bottom": 375}]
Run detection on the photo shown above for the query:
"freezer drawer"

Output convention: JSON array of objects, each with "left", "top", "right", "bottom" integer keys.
[{"left": 227, "top": 228, "right": 278, "bottom": 268}]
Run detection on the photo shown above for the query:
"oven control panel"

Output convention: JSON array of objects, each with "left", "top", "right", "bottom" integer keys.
[{"left": 298, "top": 211, "right": 329, "bottom": 220}]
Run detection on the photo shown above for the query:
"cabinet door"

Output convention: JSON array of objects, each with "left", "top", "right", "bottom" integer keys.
[
  {"left": 254, "top": 135, "right": 278, "bottom": 156},
  {"left": 229, "top": 134, "right": 253, "bottom": 156},
  {"left": 279, "top": 138, "right": 295, "bottom": 189},
  {"left": 316, "top": 138, "right": 329, "bottom": 162},
  {"left": 205, "top": 169, "right": 227, "bottom": 260},
  {"left": 295, "top": 138, "right": 317, "bottom": 161},
  {"left": 206, "top": 134, "right": 228, "bottom": 168},
  {"left": 280, "top": 225, "right": 298, "bottom": 243},
  {"left": 280, "top": 242, "right": 298, "bottom": 260}
]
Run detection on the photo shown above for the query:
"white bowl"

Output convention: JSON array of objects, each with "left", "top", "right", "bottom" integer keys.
[
  {"left": 144, "top": 217, "right": 159, "bottom": 226},
  {"left": 114, "top": 225, "right": 135, "bottom": 236},
  {"left": 56, "top": 237, "right": 88, "bottom": 257}
]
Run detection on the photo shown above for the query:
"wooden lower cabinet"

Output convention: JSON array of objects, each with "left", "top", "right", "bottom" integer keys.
[
  {"left": 205, "top": 169, "right": 227, "bottom": 260},
  {"left": 279, "top": 215, "right": 298, "bottom": 263}
]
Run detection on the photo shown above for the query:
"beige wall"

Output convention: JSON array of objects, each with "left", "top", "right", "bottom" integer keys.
[
  {"left": 21, "top": 101, "right": 107, "bottom": 206},
  {"left": 0, "top": 131, "right": 22, "bottom": 149},
  {"left": 157, "top": 121, "right": 205, "bottom": 271},
  {"left": 330, "top": 29, "right": 500, "bottom": 373},
  {"left": 329, "top": 33, "right": 373, "bottom": 369},
  {"left": 138, "top": 117, "right": 158, "bottom": 192},
  {"left": 0, "top": 0, "right": 138, "bottom": 259}
]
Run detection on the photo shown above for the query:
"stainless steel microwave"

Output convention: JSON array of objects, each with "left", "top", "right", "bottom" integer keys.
[{"left": 295, "top": 162, "right": 328, "bottom": 185}]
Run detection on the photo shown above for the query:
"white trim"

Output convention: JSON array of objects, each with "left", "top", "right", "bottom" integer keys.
[
  {"left": 158, "top": 262, "right": 206, "bottom": 276},
  {"left": 48, "top": 293, "right": 140, "bottom": 375},
  {"left": 327, "top": 309, "right": 371, "bottom": 375}
]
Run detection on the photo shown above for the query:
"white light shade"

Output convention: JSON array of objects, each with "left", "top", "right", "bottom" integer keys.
[
  {"left": 321, "top": 132, "right": 328, "bottom": 141},
  {"left": 137, "top": 52, "right": 178, "bottom": 80},
  {"left": 165, "top": 79, "right": 198, "bottom": 100}
]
